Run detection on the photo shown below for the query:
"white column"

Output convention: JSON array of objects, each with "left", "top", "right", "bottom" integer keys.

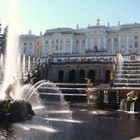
[
  {"left": 42, "top": 39, "right": 45, "bottom": 56},
  {"left": 91, "top": 38, "right": 93, "bottom": 50},
  {"left": 64, "top": 39, "right": 66, "bottom": 54},
  {"left": 119, "top": 35, "right": 121, "bottom": 52},
  {"left": 86, "top": 38, "right": 88, "bottom": 50},
  {"left": 70, "top": 38, "right": 73, "bottom": 54},
  {"left": 79, "top": 40, "right": 82, "bottom": 54},
  {"left": 90, "top": 38, "right": 92, "bottom": 50},
  {"left": 104, "top": 38, "right": 106, "bottom": 51},
  {"left": 111, "top": 38, "right": 114, "bottom": 54},
  {"left": 98, "top": 38, "right": 101, "bottom": 50},
  {"left": 49, "top": 40, "right": 52, "bottom": 55},
  {"left": 33, "top": 42, "right": 35, "bottom": 56},
  {"left": 48, "top": 40, "right": 51, "bottom": 55},
  {"left": 126, "top": 36, "right": 129, "bottom": 55}
]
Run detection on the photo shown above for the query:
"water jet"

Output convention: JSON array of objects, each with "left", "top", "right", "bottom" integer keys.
[{"left": 0, "top": 0, "right": 34, "bottom": 122}]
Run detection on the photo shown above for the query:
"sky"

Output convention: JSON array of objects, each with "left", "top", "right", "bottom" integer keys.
[{"left": 0, "top": 0, "right": 140, "bottom": 35}]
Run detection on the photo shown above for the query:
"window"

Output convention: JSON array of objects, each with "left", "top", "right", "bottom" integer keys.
[
  {"left": 52, "top": 40, "right": 54, "bottom": 44},
  {"left": 30, "top": 42, "right": 32, "bottom": 46},
  {"left": 101, "top": 46, "right": 104, "bottom": 51},
  {"left": 24, "top": 42, "right": 27, "bottom": 46},
  {"left": 121, "top": 45, "right": 125, "bottom": 48},
  {"left": 135, "top": 35, "right": 138, "bottom": 40},
  {"left": 56, "top": 46, "right": 59, "bottom": 50},
  {"left": 76, "top": 40, "right": 79, "bottom": 44},
  {"left": 114, "top": 38, "right": 118, "bottom": 42},
  {"left": 108, "top": 38, "right": 111, "bottom": 42},
  {"left": 129, "top": 44, "right": 132, "bottom": 48},
  {"left": 82, "top": 39, "right": 85, "bottom": 44},
  {"left": 37, "top": 42, "right": 39, "bottom": 45},
  {"left": 56, "top": 39, "right": 59, "bottom": 43},
  {"left": 60, "top": 39, "right": 63, "bottom": 43},
  {"left": 45, "top": 41, "right": 48, "bottom": 44},
  {"left": 67, "top": 39, "right": 70, "bottom": 43},
  {"left": 135, "top": 42, "right": 138, "bottom": 48},
  {"left": 24, "top": 48, "right": 26, "bottom": 53}
]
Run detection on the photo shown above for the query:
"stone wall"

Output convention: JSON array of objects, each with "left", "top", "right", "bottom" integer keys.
[{"left": 47, "top": 61, "right": 113, "bottom": 83}]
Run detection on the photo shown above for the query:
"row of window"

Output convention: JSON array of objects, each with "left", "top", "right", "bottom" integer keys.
[
  {"left": 121, "top": 42, "right": 138, "bottom": 48},
  {"left": 48, "top": 39, "right": 71, "bottom": 44},
  {"left": 51, "top": 43, "right": 139, "bottom": 52},
  {"left": 22, "top": 35, "right": 139, "bottom": 47},
  {"left": 45, "top": 36, "right": 139, "bottom": 46},
  {"left": 23, "top": 42, "right": 40, "bottom": 46},
  {"left": 108, "top": 35, "right": 138, "bottom": 43}
]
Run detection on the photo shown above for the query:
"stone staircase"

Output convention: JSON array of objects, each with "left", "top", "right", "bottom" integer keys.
[{"left": 114, "top": 60, "right": 140, "bottom": 87}]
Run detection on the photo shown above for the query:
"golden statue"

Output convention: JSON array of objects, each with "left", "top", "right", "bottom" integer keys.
[
  {"left": 85, "top": 78, "right": 92, "bottom": 85},
  {"left": 85, "top": 78, "right": 94, "bottom": 93},
  {"left": 127, "top": 91, "right": 138, "bottom": 102}
]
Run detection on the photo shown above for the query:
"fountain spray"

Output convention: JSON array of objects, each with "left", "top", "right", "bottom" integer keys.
[{"left": 1, "top": 0, "right": 20, "bottom": 99}]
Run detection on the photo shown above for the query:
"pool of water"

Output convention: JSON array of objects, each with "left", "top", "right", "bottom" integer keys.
[{"left": 0, "top": 103, "right": 140, "bottom": 140}]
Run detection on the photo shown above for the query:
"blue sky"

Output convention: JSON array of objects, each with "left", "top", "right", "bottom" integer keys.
[{"left": 0, "top": 0, "right": 140, "bottom": 35}]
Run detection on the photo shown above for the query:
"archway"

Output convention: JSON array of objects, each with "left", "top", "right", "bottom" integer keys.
[
  {"left": 79, "top": 69, "right": 85, "bottom": 83},
  {"left": 69, "top": 70, "right": 76, "bottom": 83},
  {"left": 58, "top": 70, "right": 64, "bottom": 82},
  {"left": 87, "top": 70, "right": 95, "bottom": 83},
  {"left": 105, "top": 70, "right": 111, "bottom": 83}
]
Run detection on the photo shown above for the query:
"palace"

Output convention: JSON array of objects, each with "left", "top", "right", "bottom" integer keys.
[{"left": 19, "top": 20, "right": 140, "bottom": 57}]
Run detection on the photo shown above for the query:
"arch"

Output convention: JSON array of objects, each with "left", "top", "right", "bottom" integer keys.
[
  {"left": 79, "top": 69, "right": 85, "bottom": 83},
  {"left": 69, "top": 70, "right": 76, "bottom": 83},
  {"left": 87, "top": 70, "right": 95, "bottom": 83},
  {"left": 105, "top": 70, "right": 111, "bottom": 83},
  {"left": 58, "top": 70, "right": 64, "bottom": 82}
]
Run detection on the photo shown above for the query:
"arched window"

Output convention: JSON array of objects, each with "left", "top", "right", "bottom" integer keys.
[
  {"left": 69, "top": 70, "right": 76, "bottom": 83},
  {"left": 79, "top": 69, "right": 85, "bottom": 83},
  {"left": 58, "top": 70, "right": 64, "bottom": 82},
  {"left": 87, "top": 70, "right": 95, "bottom": 83}
]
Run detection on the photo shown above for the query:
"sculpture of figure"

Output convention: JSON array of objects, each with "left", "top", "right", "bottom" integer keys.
[
  {"left": 110, "top": 71, "right": 114, "bottom": 87},
  {"left": 24, "top": 73, "right": 31, "bottom": 84},
  {"left": 85, "top": 78, "right": 92, "bottom": 85},
  {"left": 85, "top": 78, "right": 94, "bottom": 93},
  {"left": 127, "top": 91, "right": 138, "bottom": 102},
  {"left": 4, "top": 77, "right": 17, "bottom": 100}
]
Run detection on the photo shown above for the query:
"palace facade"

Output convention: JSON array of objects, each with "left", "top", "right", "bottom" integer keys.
[{"left": 19, "top": 20, "right": 140, "bottom": 57}]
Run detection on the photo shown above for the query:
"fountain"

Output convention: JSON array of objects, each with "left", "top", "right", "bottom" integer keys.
[
  {"left": 0, "top": 0, "right": 34, "bottom": 122},
  {"left": 26, "top": 81, "right": 71, "bottom": 111},
  {"left": 106, "top": 53, "right": 140, "bottom": 111},
  {"left": 84, "top": 52, "right": 140, "bottom": 112},
  {"left": 22, "top": 54, "right": 26, "bottom": 77},
  {"left": 114, "top": 52, "right": 140, "bottom": 87}
]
